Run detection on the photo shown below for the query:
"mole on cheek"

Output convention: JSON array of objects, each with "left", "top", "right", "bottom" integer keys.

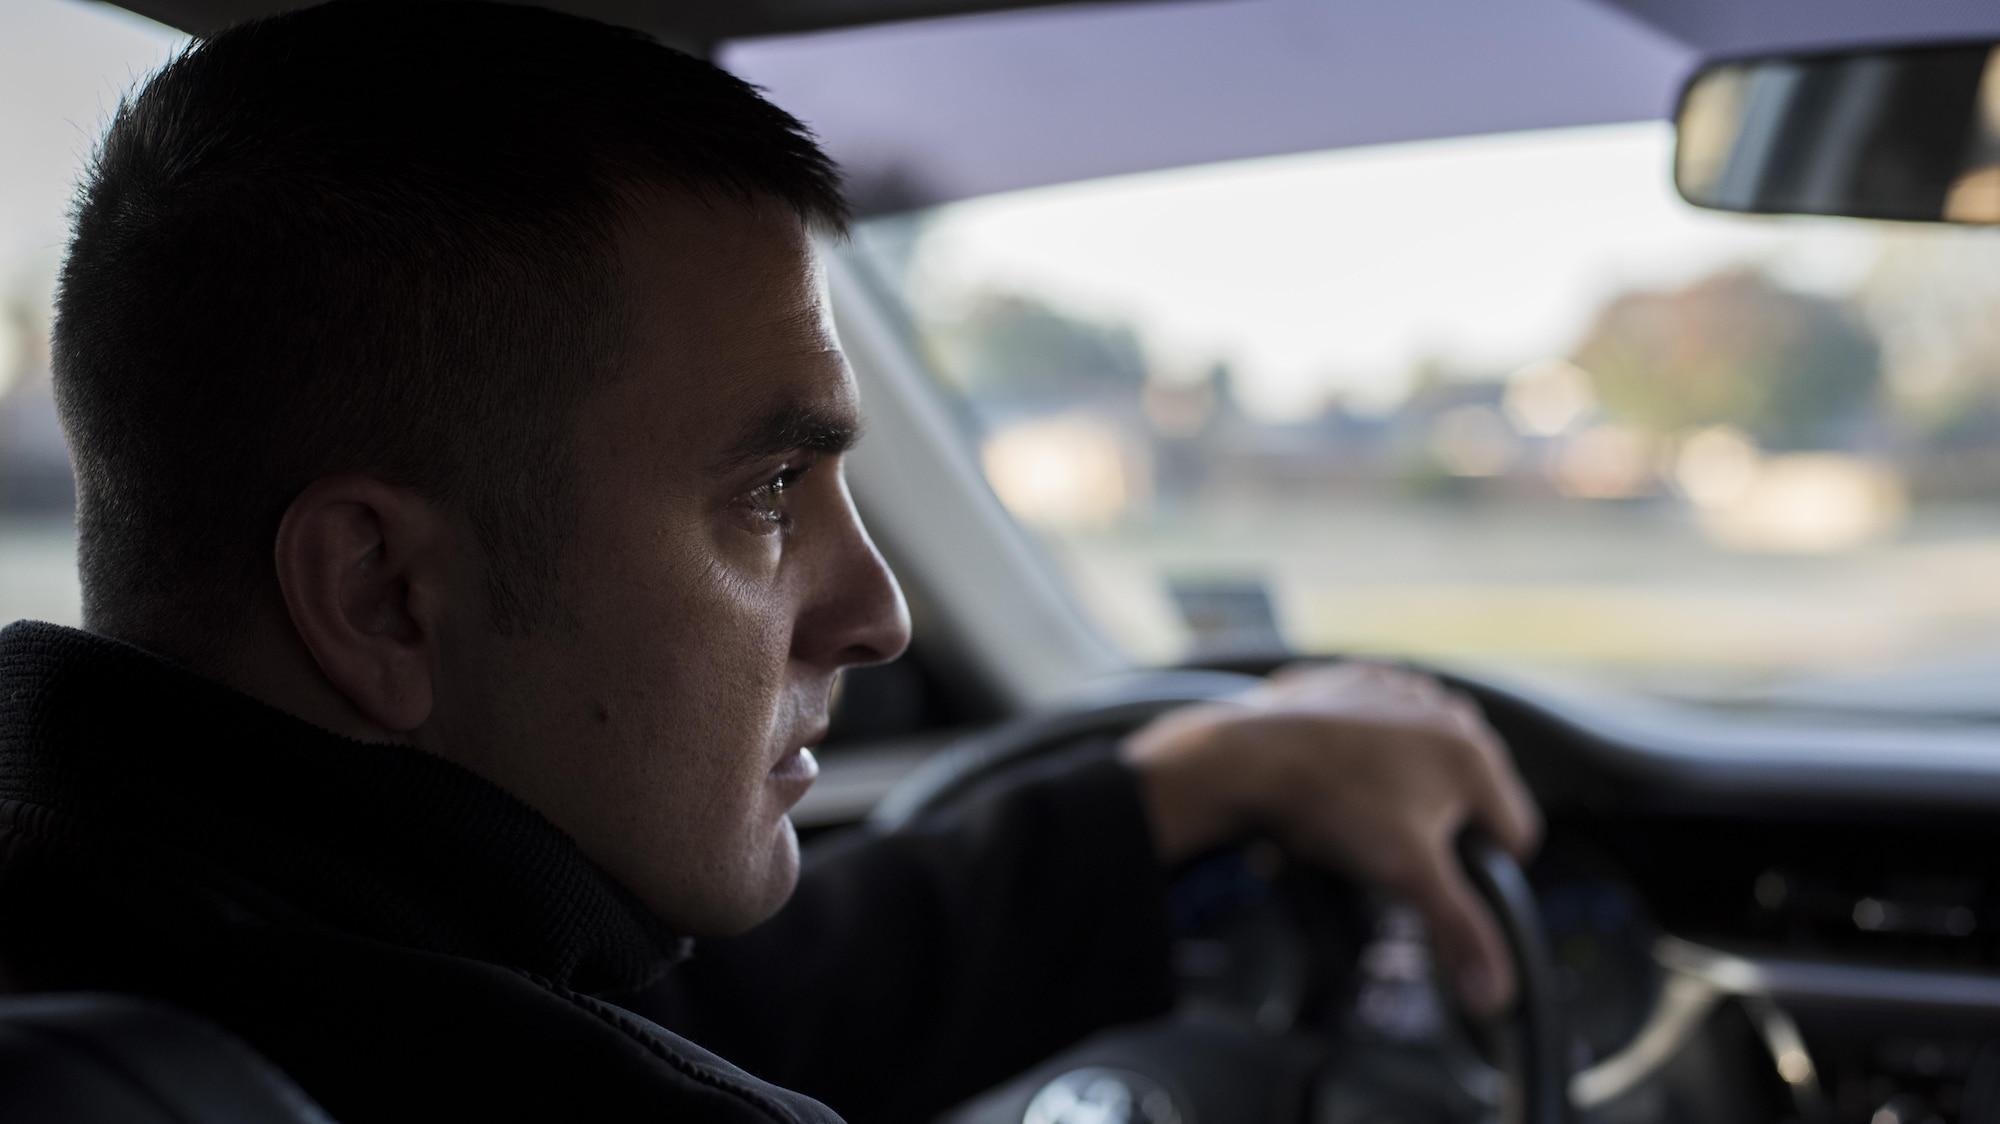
[{"left": 591, "top": 701, "right": 612, "bottom": 724}]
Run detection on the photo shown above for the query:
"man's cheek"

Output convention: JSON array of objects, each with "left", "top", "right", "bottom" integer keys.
[
  {"left": 698, "top": 510, "right": 789, "bottom": 583},
  {"left": 699, "top": 560, "right": 801, "bottom": 671}
]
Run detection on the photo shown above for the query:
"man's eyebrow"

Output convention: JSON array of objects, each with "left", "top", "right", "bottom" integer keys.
[{"left": 710, "top": 402, "right": 861, "bottom": 475}]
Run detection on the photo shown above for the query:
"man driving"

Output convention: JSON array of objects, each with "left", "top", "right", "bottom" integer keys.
[{"left": 0, "top": 3, "right": 1539, "bottom": 1121}]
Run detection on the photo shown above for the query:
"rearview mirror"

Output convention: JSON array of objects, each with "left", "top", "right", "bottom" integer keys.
[{"left": 1675, "top": 44, "right": 2000, "bottom": 224}]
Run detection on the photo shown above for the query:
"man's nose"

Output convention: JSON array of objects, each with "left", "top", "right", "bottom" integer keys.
[{"left": 793, "top": 495, "right": 911, "bottom": 670}]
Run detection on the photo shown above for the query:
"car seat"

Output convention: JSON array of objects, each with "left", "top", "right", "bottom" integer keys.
[{"left": 0, "top": 993, "right": 334, "bottom": 1122}]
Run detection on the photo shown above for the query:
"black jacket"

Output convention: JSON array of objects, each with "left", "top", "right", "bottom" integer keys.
[{"left": 0, "top": 621, "right": 1175, "bottom": 1123}]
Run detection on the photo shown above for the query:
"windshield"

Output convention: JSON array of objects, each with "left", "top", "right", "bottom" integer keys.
[{"left": 854, "top": 123, "right": 2000, "bottom": 712}]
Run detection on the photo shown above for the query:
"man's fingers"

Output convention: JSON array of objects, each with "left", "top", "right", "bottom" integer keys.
[
  {"left": 1262, "top": 659, "right": 1379, "bottom": 698},
  {"left": 1407, "top": 847, "right": 1517, "bottom": 1018},
  {"left": 1445, "top": 698, "right": 1542, "bottom": 859}
]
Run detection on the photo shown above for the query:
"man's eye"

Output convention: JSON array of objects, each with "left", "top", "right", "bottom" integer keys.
[{"left": 742, "top": 465, "right": 807, "bottom": 528}]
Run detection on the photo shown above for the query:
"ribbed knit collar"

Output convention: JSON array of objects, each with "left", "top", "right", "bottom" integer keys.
[{"left": 0, "top": 619, "right": 687, "bottom": 996}]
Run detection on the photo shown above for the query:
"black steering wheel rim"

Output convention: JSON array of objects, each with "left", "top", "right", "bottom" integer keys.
[
  {"left": 879, "top": 674, "right": 1569, "bottom": 1124},
  {"left": 1458, "top": 832, "right": 1571, "bottom": 1124},
  {"left": 869, "top": 670, "right": 1263, "bottom": 830}
]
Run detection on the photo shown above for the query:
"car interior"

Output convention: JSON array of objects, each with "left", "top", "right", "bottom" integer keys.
[{"left": 6, "top": 0, "right": 2000, "bottom": 1122}]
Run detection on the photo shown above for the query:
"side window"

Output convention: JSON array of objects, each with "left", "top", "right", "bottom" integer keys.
[{"left": 1, "top": 1, "right": 188, "bottom": 628}]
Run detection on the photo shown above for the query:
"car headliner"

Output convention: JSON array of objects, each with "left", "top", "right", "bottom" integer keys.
[{"left": 109, "top": 0, "right": 2000, "bottom": 211}]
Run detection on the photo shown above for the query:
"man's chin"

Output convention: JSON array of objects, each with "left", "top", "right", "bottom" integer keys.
[
  {"left": 656, "top": 818, "right": 802, "bottom": 937},
  {"left": 751, "top": 814, "right": 803, "bottom": 922}
]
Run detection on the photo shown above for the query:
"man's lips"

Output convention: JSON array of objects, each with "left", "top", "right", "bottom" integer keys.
[
  {"left": 770, "top": 721, "right": 828, "bottom": 782},
  {"left": 770, "top": 746, "right": 820, "bottom": 783}
]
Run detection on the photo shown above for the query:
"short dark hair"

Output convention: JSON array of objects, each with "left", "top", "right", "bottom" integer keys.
[{"left": 54, "top": 0, "right": 845, "bottom": 653}]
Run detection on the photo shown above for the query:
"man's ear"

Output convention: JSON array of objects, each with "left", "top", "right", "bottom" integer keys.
[{"left": 273, "top": 475, "right": 452, "bottom": 733}]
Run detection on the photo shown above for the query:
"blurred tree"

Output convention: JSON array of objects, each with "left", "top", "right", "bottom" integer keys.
[
  {"left": 1572, "top": 269, "right": 1882, "bottom": 451},
  {"left": 1842, "top": 235, "right": 2000, "bottom": 498},
  {"left": 930, "top": 293, "right": 1149, "bottom": 405}
]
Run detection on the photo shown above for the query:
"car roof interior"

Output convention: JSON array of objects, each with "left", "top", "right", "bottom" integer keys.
[{"left": 108, "top": 0, "right": 2000, "bottom": 216}]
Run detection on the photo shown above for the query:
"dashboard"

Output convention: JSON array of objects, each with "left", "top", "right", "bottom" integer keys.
[
  {"left": 853, "top": 667, "right": 2000, "bottom": 1124},
  {"left": 1529, "top": 809, "right": 2000, "bottom": 1124},
  {"left": 1466, "top": 677, "right": 2000, "bottom": 1124}
]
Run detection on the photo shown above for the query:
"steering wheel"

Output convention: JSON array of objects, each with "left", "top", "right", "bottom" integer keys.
[{"left": 876, "top": 674, "right": 1569, "bottom": 1124}]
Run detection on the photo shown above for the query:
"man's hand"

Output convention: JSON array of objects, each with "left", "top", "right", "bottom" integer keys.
[{"left": 1121, "top": 661, "right": 1541, "bottom": 1017}]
